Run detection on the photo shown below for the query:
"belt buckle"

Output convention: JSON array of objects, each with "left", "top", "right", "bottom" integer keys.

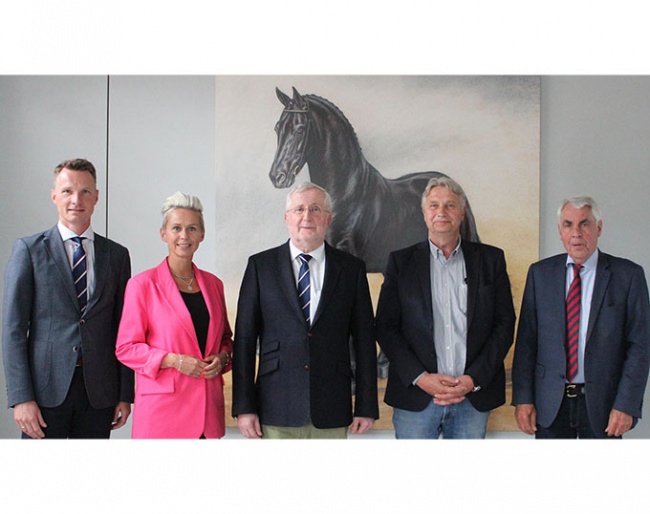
[{"left": 566, "top": 384, "right": 579, "bottom": 398}]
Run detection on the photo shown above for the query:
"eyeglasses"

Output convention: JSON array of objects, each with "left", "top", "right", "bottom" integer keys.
[{"left": 286, "top": 206, "right": 330, "bottom": 217}]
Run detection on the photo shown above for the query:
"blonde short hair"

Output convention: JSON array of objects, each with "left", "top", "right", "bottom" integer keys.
[{"left": 161, "top": 191, "right": 204, "bottom": 230}]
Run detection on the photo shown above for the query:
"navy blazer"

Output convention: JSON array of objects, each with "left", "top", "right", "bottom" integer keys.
[
  {"left": 512, "top": 251, "right": 650, "bottom": 435},
  {"left": 376, "top": 240, "right": 516, "bottom": 412},
  {"left": 232, "top": 241, "right": 378, "bottom": 429},
  {"left": 2, "top": 226, "right": 134, "bottom": 410}
]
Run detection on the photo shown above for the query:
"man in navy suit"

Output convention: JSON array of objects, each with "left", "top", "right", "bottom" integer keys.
[
  {"left": 512, "top": 196, "right": 650, "bottom": 438},
  {"left": 376, "top": 176, "right": 515, "bottom": 438},
  {"left": 2, "top": 158, "right": 133, "bottom": 438},
  {"left": 232, "top": 182, "right": 378, "bottom": 438}
]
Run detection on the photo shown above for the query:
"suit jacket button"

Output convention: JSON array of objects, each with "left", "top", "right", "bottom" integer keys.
[
  {"left": 304, "top": 364, "right": 310, "bottom": 371},
  {"left": 80, "top": 319, "right": 85, "bottom": 325},
  {"left": 73, "top": 346, "right": 80, "bottom": 353}
]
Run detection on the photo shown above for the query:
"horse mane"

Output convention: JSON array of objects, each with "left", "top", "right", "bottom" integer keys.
[{"left": 304, "top": 94, "right": 364, "bottom": 152}]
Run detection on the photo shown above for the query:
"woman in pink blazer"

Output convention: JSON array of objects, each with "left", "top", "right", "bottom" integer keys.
[{"left": 116, "top": 192, "right": 233, "bottom": 438}]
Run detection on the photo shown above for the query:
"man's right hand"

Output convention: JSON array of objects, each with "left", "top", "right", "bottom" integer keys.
[
  {"left": 14, "top": 401, "right": 47, "bottom": 439},
  {"left": 514, "top": 403, "right": 537, "bottom": 435},
  {"left": 237, "top": 413, "right": 263, "bottom": 439}
]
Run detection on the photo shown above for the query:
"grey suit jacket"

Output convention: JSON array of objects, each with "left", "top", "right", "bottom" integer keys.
[
  {"left": 2, "top": 226, "right": 134, "bottom": 409},
  {"left": 512, "top": 251, "right": 650, "bottom": 435}
]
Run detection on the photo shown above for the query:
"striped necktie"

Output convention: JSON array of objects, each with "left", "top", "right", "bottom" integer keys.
[
  {"left": 297, "top": 254, "right": 312, "bottom": 324},
  {"left": 566, "top": 263, "right": 581, "bottom": 382},
  {"left": 71, "top": 236, "right": 88, "bottom": 315}
]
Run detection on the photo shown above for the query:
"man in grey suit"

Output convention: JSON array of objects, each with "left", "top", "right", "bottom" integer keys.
[
  {"left": 232, "top": 182, "right": 378, "bottom": 438},
  {"left": 2, "top": 158, "right": 134, "bottom": 438},
  {"left": 512, "top": 195, "right": 650, "bottom": 438}
]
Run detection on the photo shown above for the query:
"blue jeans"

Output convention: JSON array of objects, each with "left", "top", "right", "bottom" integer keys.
[{"left": 392, "top": 399, "right": 490, "bottom": 439}]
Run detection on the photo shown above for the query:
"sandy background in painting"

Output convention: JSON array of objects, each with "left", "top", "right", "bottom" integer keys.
[{"left": 214, "top": 76, "right": 540, "bottom": 431}]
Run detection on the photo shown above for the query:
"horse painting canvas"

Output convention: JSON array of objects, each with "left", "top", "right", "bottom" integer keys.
[
  {"left": 269, "top": 87, "right": 480, "bottom": 273},
  {"left": 215, "top": 75, "right": 541, "bottom": 432}
]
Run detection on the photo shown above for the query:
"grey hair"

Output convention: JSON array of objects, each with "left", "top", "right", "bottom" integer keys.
[
  {"left": 421, "top": 176, "right": 468, "bottom": 210},
  {"left": 161, "top": 191, "right": 205, "bottom": 230},
  {"left": 285, "top": 181, "right": 333, "bottom": 212},
  {"left": 557, "top": 195, "right": 602, "bottom": 224}
]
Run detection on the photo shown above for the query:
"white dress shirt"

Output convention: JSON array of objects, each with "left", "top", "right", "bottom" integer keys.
[
  {"left": 57, "top": 222, "right": 96, "bottom": 301},
  {"left": 289, "top": 242, "right": 326, "bottom": 325},
  {"left": 565, "top": 248, "right": 599, "bottom": 384}
]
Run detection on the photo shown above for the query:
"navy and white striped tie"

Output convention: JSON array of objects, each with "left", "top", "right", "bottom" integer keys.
[
  {"left": 297, "top": 254, "right": 312, "bottom": 324},
  {"left": 71, "top": 236, "right": 88, "bottom": 315}
]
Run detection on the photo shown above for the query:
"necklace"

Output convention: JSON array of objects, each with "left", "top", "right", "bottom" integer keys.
[{"left": 171, "top": 271, "right": 195, "bottom": 292}]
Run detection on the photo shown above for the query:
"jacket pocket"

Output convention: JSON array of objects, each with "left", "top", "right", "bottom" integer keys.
[
  {"left": 139, "top": 370, "right": 176, "bottom": 395},
  {"left": 260, "top": 339, "right": 280, "bottom": 355},
  {"left": 258, "top": 356, "right": 279, "bottom": 377}
]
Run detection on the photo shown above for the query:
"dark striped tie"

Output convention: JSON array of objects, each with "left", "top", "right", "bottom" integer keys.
[
  {"left": 71, "top": 236, "right": 88, "bottom": 315},
  {"left": 297, "top": 254, "right": 312, "bottom": 324},
  {"left": 566, "top": 263, "right": 581, "bottom": 382}
]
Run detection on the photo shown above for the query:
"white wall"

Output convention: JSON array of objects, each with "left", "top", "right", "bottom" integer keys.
[
  {"left": 0, "top": 75, "right": 215, "bottom": 439},
  {"left": 1, "top": 75, "right": 650, "bottom": 438},
  {"left": 0, "top": 76, "right": 108, "bottom": 437},
  {"left": 540, "top": 76, "right": 650, "bottom": 438}
]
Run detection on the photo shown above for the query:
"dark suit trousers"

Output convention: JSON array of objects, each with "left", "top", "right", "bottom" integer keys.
[
  {"left": 535, "top": 392, "right": 620, "bottom": 439},
  {"left": 23, "top": 366, "right": 114, "bottom": 439}
]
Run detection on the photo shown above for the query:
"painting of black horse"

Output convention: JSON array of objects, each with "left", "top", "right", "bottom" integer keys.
[{"left": 269, "top": 87, "right": 480, "bottom": 273}]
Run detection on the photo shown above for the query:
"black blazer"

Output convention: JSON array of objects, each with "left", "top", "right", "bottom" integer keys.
[
  {"left": 376, "top": 240, "right": 515, "bottom": 412},
  {"left": 2, "top": 226, "right": 134, "bottom": 410},
  {"left": 232, "top": 241, "right": 378, "bottom": 429},
  {"left": 512, "top": 252, "right": 650, "bottom": 435}
]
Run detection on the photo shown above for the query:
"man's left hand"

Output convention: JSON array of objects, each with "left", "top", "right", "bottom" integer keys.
[
  {"left": 605, "top": 409, "right": 633, "bottom": 437},
  {"left": 112, "top": 402, "right": 132, "bottom": 430},
  {"left": 349, "top": 417, "right": 374, "bottom": 435}
]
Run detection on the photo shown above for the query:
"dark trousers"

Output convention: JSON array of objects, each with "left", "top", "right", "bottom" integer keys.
[
  {"left": 535, "top": 388, "right": 619, "bottom": 439},
  {"left": 23, "top": 366, "right": 114, "bottom": 439}
]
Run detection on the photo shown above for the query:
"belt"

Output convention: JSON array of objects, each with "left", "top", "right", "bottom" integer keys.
[{"left": 565, "top": 383, "right": 585, "bottom": 398}]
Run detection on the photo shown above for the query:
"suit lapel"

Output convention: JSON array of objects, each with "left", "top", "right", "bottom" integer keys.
[
  {"left": 586, "top": 252, "right": 611, "bottom": 344},
  {"left": 413, "top": 241, "right": 433, "bottom": 321},
  {"left": 549, "top": 256, "right": 570, "bottom": 347},
  {"left": 43, "top": 226, "right": 79, "bottom": 310},
  {"left": 313, "top": 244, "right": 341, "bottom": 327},
  {"left": 276, "top": 242, "right": 307, "bottom": 326},
  {"left": 462, "top": 242, "right": 479, "bottom": 329},
  {"left": 155, "top": 261, "right": 198, "bottom": 346},
  {"left": 195, "top": 267, "right": 221, "bottom": 356},
  {"left": 86, "top": 234, "right": 108, "bottom": 314}
]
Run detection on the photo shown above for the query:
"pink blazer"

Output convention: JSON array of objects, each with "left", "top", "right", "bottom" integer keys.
[{"left": 116, "top": 260, "right": 233, "bottom": 438}]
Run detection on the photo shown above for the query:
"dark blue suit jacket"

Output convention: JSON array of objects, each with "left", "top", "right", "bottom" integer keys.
[
  {"left": 376, "top": 240, "right": 516, "bottom": 412},
  {"left": 512, "top": 251, "right": 650, "bottom": 436},
  {"left": 231, "top": 241, "right": 378, "bottom": 428}
]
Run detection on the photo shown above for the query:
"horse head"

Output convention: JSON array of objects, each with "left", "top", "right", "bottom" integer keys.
[{"left": 269, "top": 87, "right": 311, "bottom": 188}]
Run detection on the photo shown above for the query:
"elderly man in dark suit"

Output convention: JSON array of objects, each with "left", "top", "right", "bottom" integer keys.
[
  {"left": 375, "top": 176, "right": 515, "bottom": 439},
  {"left": 232, "top": 182, "right": 378, "bottom": 438},
  {"left": 2, "top": 158, "right": 133, "bottom": 438},
  {"left": 512, "top": 195, "right": 650, "bottom": 438}
]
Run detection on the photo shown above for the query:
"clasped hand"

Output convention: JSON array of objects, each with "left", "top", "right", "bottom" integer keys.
[
  {"left": 178, "top": 354, "right": 225, "bottom": 379},
  {"left": 415, "top": 372, "right": 474, "bottom": 405}
]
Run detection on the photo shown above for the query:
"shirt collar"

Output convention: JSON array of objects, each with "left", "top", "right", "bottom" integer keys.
[
  {"left": 566, "top": 248, "right": 599, "bottom": 271},
  {"left": 57, "top": 222, "right": 95, "bottom": 242},
  {"left": 289, "top": 241, "right": 325, "bottom": 262},
  {"left": 428, "top": 237, "right": 462, "bottom": 259}
]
